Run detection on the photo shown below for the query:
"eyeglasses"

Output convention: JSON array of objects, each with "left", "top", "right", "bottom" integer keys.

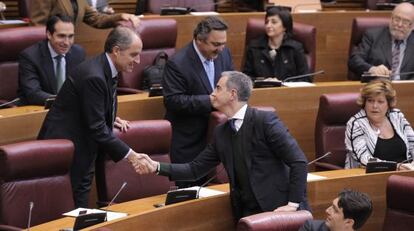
[{"left": 391, "top": 15, "right": 413, "bottom": 27}]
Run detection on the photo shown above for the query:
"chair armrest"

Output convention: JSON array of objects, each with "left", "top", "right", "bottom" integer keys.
[
  {"left": 315, "top": 162, "right": 343, "bottom": 171},
  {"left": 237, "top": 210, "right": 313, "bottom": 231},
  {"left": 0, "top": 224, "right": 23, "bottom": 231},
  {"left": 116, "top": 87, "right": 144, "bottom": 95}
]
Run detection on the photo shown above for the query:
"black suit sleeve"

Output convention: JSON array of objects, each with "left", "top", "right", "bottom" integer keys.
[
  {"left": 348, "top": 31, "right": 375, "bottom": 77},
  {"left": 18, "top": 52, "right": 54, "bottom": 105},
  {"left": 159, "top": 143, "right": 221, "bottom": 181},
  {"left": 81, "top": 76, "right": 129, "bottom": 161},
  {"left": 162, "top": 60, "right": 213, "bottom": 115},
  {"left": 263, "top": 112, "right": 308, "bottom": 203}
]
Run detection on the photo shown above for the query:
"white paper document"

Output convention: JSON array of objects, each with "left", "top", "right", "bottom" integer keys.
[
  {"left": 63, "top": 208, "right": 128, "bottom": 221},
  {"left": 0, "top": 20, "right": 26, "bottom": 24},
  {"left": 183, "top": 186, "right": 226, "bottom": 198},
  {"left": 307, "top": 173, "right": 327, "bottom": 182},
  {"left": 190, "top": 12, "right": 219, "bottom": 16},
  {"left": 283, "top": 82, "right": 315, "bottom": 87}
]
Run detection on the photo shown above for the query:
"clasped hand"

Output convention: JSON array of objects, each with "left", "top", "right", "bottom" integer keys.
[{"left": 127, "top": 152, "right": 158, "bottom": 174}]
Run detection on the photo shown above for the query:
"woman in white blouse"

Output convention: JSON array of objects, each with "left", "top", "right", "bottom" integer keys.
[{"left": 345, "top": 80, "right": 414, "bottom": 169}]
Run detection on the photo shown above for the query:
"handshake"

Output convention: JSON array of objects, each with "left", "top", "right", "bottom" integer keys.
[{"left": 127, "top": 152, "right": 159, "bottom": 174}]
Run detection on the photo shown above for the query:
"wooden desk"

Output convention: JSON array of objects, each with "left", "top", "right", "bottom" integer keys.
[
  {"left": 30, "top": 169, "right": 414, "bottom": 231},
  {"left": 75, "top": 11, "right": 390, "bottom": 82},
  {"left": 2, "top": 81, "right": 414, "bottom": 163}
]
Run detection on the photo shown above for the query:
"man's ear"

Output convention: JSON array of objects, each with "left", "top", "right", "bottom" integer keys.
[
  {"left": 112, "top": 46, "right": 121, "bottom": 57},
  {"left": 46, "top": 31, "right": 52, "bottom": 40},
  {"left": 344, "top": 218, "right": 355, "bottom": 229}
]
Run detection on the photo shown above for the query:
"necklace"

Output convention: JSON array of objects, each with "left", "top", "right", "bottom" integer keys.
[{"left": 369, "top": 121, "right": 384, "bottom": 136}]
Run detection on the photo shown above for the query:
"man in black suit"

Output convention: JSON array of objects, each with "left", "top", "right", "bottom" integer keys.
[
  {"left": 18, "top": 15, "right": 85, "bottom": 105},
  {"left": 300, "top": 190, "right": 372, "bottom": 231},
  {"left": 136, "top": 71, "right": 308, "bottom": 220},
  {"left": 162, "top": 16, "right": 233, "bottom": 187},
  {"left": 38, "top": 26, "right": 145, "bottom": 208},
  {"left": 348, "top": 2, "right": 414, "bottom": 80}
]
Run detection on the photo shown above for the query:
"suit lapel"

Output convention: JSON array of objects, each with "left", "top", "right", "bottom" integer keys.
[
  {"left": 221, "top": 123, "right": 236, "bottom": 184},
  {"left": 400, "top": 32, "right": 414, "bottom": 74},
  {"left": 189, "top": 44, "right": 214, "bottom": 93},
  {"left": 40, "top": 41, "right": 58, "bottom": 94},
  {"left": 102, "top": 54, "right": 114, "bottom": 123},
  {"left": 242, "top": 107, "right": 254, "bottom": 171},
  {"left": 382, "top": 30, "right": 393, "bottom": 67}
]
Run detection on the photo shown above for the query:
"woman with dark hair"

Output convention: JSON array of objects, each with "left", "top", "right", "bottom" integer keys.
[
  {"left": 345, "top": 80, "right": 414, "bottom": 169},
  {"left": 243, "top": 7, "right": 310, "bottom": 82}
]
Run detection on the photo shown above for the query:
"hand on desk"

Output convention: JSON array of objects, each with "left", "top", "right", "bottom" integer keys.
[
  {"left": 114, "top": 117, "right": 130, "bottom": 132},
  {"left": 368, "top": 65, "right": 391, "bottom": 77}
]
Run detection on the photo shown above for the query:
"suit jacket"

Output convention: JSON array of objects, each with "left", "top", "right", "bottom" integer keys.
[
  {"left": 38, "top": 53, "right": 129, "bottom": 184},
  {"left": 30, "top": 0, "right": 122, "bottom": 28},
  {"left": 243, "top": 35, "right": 311, "bottom": 82},
  {"left": 348, "top": 27, "right": 414, "bottom": 80},
  {"left": 299, "top": 220, "right": 329, "bottom": 231},
  {"left": 18, "top": 40, "right": 85, "bottom": 105},
  {"left": 160, "top": 107, "right": 308, "bottom": 217},
  {"left": 162, "top": 42, "right": 233, "bottom": 164}
]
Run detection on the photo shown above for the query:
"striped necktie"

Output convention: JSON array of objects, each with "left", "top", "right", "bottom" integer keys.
[
  {"left": 391, "top": 40, "right": 402, "bottom": 80},
  {"left": 55, "top": 55, "right": 65, "bottom": 91},
  {"left": 204, "top": 59, "right": 215, "bottom": 89}
]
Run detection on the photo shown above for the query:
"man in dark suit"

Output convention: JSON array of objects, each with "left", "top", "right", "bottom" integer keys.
[
  {"left": 348, "top": 2, "right": 414, "bottom": 80},
  {"left": 38, "top": 26, "right": 145, "bottom": 208},
  {"left": 137, "top": 71, "right": 308, "bottom": 220},
  {"left": 300, "top": 190, "right": 372, "bottom": 231},
  {"left": 18, "top": 14, "right": 85, "bottom": 105},
  {"left": 162, "top": 16, "right": 233, "bottom": 187}
]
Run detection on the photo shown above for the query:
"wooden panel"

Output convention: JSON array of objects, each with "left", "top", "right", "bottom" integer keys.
[
  {"left": 2, "top": 81, "right": 414, "bottom": 164},
  {"left": 74, "top": 11, "right": 391, "bottom": 82},
  {"left": 29, "top": 169, "right": 414, "bottom": 231}
]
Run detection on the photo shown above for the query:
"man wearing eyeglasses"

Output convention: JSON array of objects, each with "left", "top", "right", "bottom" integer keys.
[
  {"left": 162, "top": 16, "right": 233, "bottom": 188},
  {"left": 348, "top": 2, "right": 414, "bottom": 80}
]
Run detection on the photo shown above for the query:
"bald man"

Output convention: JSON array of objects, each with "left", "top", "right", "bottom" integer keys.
[{"left": 348, "top": 3, "right": 414, "bottom": 80}]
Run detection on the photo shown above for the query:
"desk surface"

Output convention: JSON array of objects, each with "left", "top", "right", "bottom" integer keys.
[
  {"left": 2, "top": 81, "right": 414, "bottom": 164},
  {"left": 29, "top": 169, "right": 414, "bottom": 231}
]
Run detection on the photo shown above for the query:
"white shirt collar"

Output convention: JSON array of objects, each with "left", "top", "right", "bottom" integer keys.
[
  {"left": 105, "top": 53, "right": 118, "bottom": 78},
  {"left": 193, "top": 40, "right": 210, "bottom": 63},
  {"left": 231, "top": 104, "right": 248, "bottom": 120},
  {"left": 48, "top": 42, "right": 65, "bottom": 58}
]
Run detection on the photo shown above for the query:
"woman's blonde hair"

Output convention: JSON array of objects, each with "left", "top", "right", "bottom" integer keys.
[{"left": 357, "top": 80, "right": 397, "bottom": 108}]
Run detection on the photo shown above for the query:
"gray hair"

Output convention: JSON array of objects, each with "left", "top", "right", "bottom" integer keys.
[
  {"left": 193, "top": 16, "right": 228, "bottom": 41},
  {"left": 222, "top": 71, "right": 253, "bottom": 102},
  {"left": 104, "top": 26, "right": 138, "bottom": 53}
]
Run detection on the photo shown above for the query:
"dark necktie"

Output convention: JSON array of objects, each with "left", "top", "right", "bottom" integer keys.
[
  {"left": 111, "top": 76, "right": 118, "bottom": 127},
  {"left": 391, "top": 40, "right": 402, "bottom": 79},
  {"left": 55, "top": 55, "right": 65, "bottom": 91},
  {"left": 229, "top": 119, "right": 238, "bottom": 133}
]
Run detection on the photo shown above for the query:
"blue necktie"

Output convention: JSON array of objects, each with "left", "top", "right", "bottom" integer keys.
[
  {"left": 205, "top": 60, "right": 215, "bottom": 89},
  {"left": 229, "top": 119, "right": 237, "bottom": 133}
]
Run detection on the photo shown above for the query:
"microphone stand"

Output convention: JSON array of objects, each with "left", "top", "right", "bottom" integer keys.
[{"left": 104, "top": 182, "right": 127, "bottom": 221}]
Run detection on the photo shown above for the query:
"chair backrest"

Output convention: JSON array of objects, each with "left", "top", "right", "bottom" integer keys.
[
  {"left": 237, "top": 210, "right": 313, "bottom": 231},
  {"left": 0, "top": 139, "right": 74, "bottom": 228},
  {"left": 314, "top": 93, "right": 360, "bottom": 171},
  {"left": 207, "top": 106, "right": 276, "bottom": 184},
  {"left": 244, "top": 18, "right": 317, "bottom": 73},
  {"left": 347, "top": 17, "right": 390, "bottom": 80},
  {"left": 0, "top": 26, "right": 46, "bottom": 103},
  {"left": 95, "top": 120, "right": 174, "bottom": 205},
  {"left": 383, "top": 175, "right": 414, "bottom": 231},
  {"left": 146, "top": 0, "right": 215, "bottom": 14},
  {"left": 118, "top": 19, "right": 177, "bottom": 91}
]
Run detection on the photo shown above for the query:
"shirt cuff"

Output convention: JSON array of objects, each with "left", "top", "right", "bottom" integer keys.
[
  {"left": 124, "top": 148, "right": 133, "bottom": 159},
  {"left": 288, "top": 202, "right": 300, "bottom": 208}
]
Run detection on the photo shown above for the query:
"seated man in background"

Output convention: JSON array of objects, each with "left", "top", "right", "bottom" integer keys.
[
  {"left": 30, "top": 0, "right": 139, "bottom": 29},
  {"left": 18, "top": 14, "right": 85, "bottom": 106},
  {"left": 300, "top": 189, "right": 372, "bottom": 231},
  {"left": 135, "top": 71, "right": 309, "bottom": 220},
  {"left": 348, "top": 2, "right": 414, "bottom": 80}
]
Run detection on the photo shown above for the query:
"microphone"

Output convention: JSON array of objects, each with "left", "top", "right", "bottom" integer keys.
[
  {"left": 0, "top": 98, "right": 20, "bottom": 108},
  {"left": 160, "top": 0, "right": 226, "bottom": 15},
  {"left": 196, "top": 166, "right": 226, "bottom": 198},
  {"left": 308, "top": 152, "right": 332, "bottom": 166},
  {"left": 253, "top": 70, "right": 324, "bottom": 88},
  {"left": 0, "top": 2, "right": 6, "bottom": 20},
  {"left": 104, "top": 181, "right": 127, "bottom": 221},
  {"left": 27, "top": 201, "right": 34, "bottom": 231},
  {"left": 283, "top": 70, "right": 325, "bottom": 82}
]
